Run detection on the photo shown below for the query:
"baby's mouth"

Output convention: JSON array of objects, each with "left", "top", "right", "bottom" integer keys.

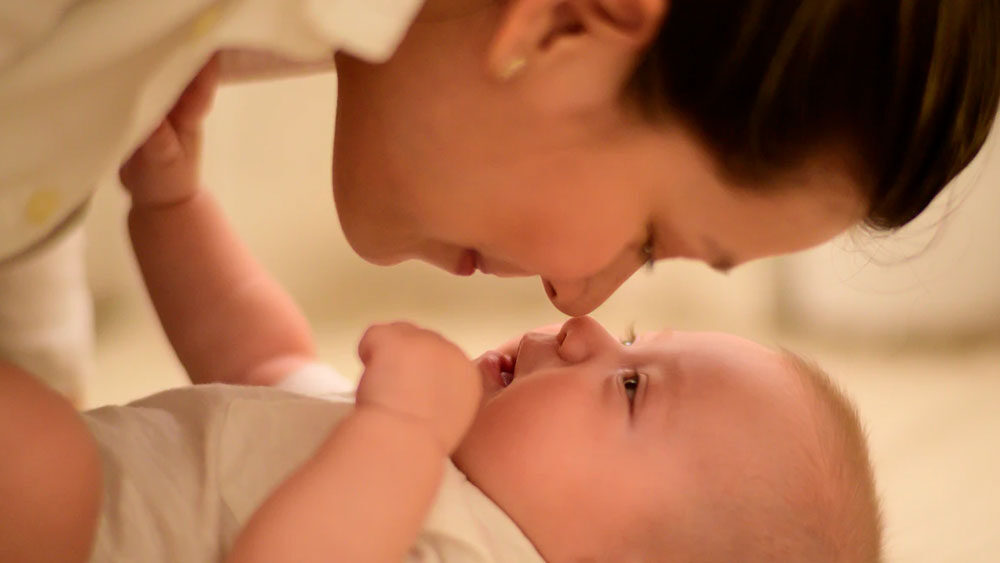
[
  {"left": 500, "top": 352, "right": 516, "bottom": 387},
  {"left": 477, "top": 348, "right": 517, "bottom": 391}
]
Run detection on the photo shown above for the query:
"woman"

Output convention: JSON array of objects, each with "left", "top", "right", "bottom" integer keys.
[
  {"left": 2, "top": 1, "right": 998, "bottom": 312},
  {"left": 332, "top": 1, "right": 1000, "bottom": 315}
]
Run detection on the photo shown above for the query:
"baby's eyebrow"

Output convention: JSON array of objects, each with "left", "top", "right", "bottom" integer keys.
[{"left": 629, "top": 329, "right": 670, "bottom": 347}]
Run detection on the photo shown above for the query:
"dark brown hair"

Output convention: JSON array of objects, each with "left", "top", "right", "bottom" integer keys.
[{"left": 628, "top": 1, "right": 1000, "bottom": 229}]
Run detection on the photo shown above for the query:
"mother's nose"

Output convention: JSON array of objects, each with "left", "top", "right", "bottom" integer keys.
[
  {"left": 543, "top": 263, "right": 639, "bottom": 317},
  {"left": 557, "top": 316, "right": 618, "bottom": 363}
]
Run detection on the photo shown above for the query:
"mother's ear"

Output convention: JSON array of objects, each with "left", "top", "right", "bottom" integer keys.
[{"left": 487, "top": 0, "right": 668, "bottom": 111}]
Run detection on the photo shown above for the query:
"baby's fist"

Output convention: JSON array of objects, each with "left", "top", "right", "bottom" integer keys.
[
  {"left": 119, "top": 56, "right": 218, "bottom": 208},
  {"left": 356, "top": 322, "right": 481, "bottom": 454}
]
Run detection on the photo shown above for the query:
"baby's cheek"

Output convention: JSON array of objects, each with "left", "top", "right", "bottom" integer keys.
[
  {"left": 459, "top": 373, "right": 602, "bottom": 465},
  {"left": 456, "top": 390, "right": 546, "bottom": 462}
]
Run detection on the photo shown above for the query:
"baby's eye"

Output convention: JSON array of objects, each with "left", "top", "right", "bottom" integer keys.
[{"left": 623, "top": 372, "right": 640, "bottom": 402}]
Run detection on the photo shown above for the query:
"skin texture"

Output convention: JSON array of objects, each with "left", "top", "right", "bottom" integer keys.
[
  {"left": 332, "top": 0, "right": 869, "bottom": 315},
  {"left": 455, "top": 316, "right": 819, "bottom": 560}
]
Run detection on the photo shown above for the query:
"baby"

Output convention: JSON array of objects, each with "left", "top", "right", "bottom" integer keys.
[
  {"left": 84, "top": 316, "right": 884, "bottom": 563},
  {"left": 83, "top": 65, "right": 884, "bottom": 562}
]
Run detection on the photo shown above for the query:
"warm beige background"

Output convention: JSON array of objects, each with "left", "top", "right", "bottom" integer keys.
[{"left": 84, "top": 74, "right": 1000, "bottom": 563}]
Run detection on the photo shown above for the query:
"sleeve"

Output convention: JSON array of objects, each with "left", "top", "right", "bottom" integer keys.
[
  {"left": 0, "top": 0, "right": 80, "bottom": 68},
  {"left": 0, "top": 0, "right": 425, "bottom": 261},
  {"left": 310, "top": 0, "right": 425, "bottom": 63}
]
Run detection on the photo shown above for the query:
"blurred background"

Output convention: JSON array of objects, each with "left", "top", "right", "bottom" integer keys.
[{"left": 83, "top": 73, "right": 999, "bottom": 562}]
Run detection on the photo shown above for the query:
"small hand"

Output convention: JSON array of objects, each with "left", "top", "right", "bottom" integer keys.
[
  {"left": 356, "top": 322, "right": 482, "bottom": 454},
  {"left": 119, "top": 56, "right": 219, "bottom": 208},
  {"left": 483, "top": 322, "right": 564, "bottom": 362}
]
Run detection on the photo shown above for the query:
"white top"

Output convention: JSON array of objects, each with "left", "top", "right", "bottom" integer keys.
[
  {"left": 0, "top": 0, "right": 423, "bottom": 262},
  {"left": 84, "top": 366, "right": 543, "bottom": 563}
]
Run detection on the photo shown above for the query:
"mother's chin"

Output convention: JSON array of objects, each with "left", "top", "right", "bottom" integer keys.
[{"left": 331, "top": 173, "right": 413, "bottom": 266}]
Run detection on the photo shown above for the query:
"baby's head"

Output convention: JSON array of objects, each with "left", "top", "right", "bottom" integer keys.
[{"left": 453, "top": 317, "right": 881, "bottom": 562}]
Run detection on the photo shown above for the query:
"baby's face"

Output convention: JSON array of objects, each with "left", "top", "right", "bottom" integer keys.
[{"left": 453, "top": 317, "right": 817, "bottom": 560}]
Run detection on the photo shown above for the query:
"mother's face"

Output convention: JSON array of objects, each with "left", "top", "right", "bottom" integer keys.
[{"left": 331, "top": 3, "right": 867, "bottom": 316}]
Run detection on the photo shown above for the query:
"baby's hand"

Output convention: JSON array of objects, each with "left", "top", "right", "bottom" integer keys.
[
  {"left": 119, "top": 56, "right": 219, "bottom": 208},
  {"left": 356, "top": 322, "right": 481, "bottom": 454}
]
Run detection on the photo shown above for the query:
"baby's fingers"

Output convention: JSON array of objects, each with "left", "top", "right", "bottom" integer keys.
[
  {"left": 358, "top": 321, "right": 422, "bottom": 365},
  {"left": 169, "top": 56, "right": 220, "bottom": 140},
  {"left": 119, "top": 120, "right": 183, "bottom": 187},
  {"left": 117, "top": 59, "right": 216, "bottom": 205},
  {"left": 358, "top": 322, "right": 470, "bottom": 376}
]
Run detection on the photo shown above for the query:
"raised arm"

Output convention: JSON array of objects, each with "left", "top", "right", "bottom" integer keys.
[
  {"left": 119, "top": 58, "right": 314, "bottom": 386},
  {"left": 228, "top": 323, "right": 482, "bottom": 563}
]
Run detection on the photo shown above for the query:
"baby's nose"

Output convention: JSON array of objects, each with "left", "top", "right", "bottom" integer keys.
[{"left": 556, "top": 316, "right": 617, "bottom": 363}]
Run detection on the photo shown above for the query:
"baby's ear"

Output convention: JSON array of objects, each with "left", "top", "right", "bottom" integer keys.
[{"left": 486, "top": 0, "right": 667, "bottom": 110}]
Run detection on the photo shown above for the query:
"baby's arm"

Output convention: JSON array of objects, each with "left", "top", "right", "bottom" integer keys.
[
  {"left": 228, "top": 323, "right": 482, "bottom": 563},
  {"left": 119, "top": 58, "right": 314, "bottom": 386}
]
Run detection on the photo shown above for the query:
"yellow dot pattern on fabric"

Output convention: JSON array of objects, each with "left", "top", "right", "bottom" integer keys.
[
  {"left": 24, "top": 189, "right": 62, "bottom": 225},
  {"left": 190, "top": 4, "right": 224, "bottom": 39}
]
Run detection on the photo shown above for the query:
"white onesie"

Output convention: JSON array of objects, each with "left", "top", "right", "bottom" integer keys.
[{"left": 83, "top": 367, "right": 543, "bottom": 563}]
